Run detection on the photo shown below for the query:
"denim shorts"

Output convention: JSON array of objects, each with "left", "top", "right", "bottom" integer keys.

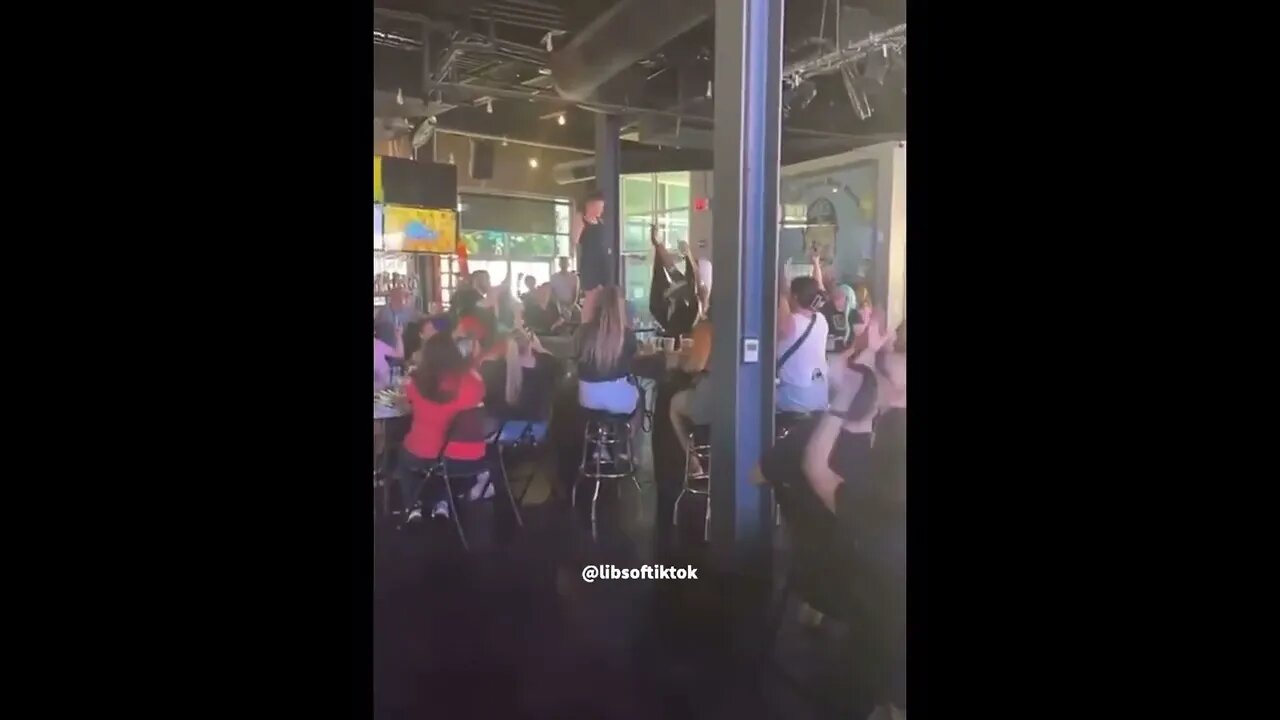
[{"left": 578, "top": 377, "right": 639, "bottom": 415}]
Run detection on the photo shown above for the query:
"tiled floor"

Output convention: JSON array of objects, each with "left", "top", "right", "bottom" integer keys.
[{"left": 373, "top": 431, "right": 862, "bottom": 720}]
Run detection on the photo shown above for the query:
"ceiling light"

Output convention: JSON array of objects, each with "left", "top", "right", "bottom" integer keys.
[
  {"left": 557, "top": 113, "right": 566, "bottom": 126},
  {"left": 528, "top": 157, "right": 539, "bottom": 168},
  {"left": 486, "top": 100, "right": 493, "bottom": 114},
  {"left": 502, "top": 137, "right": 509, "bottom": 146},
  {"left": 396, "top": 88, "right": 404, "bottom": 105}
]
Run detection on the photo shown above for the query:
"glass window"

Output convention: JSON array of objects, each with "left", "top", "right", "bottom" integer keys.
[
  {"left": 555, "top": 202, "right": 571, "bottom": 235},
  {"left": 620, "top": 172, "right": 692, "bottom": 325},
  {"left": 507, "top": 233, "right": 557, "bottom": 259},
  {"left": 622, "top": 176, "right": 655, "bottom": 217},
  {"left": 510, "top": 260, "right": 553, "bottom": 291}
]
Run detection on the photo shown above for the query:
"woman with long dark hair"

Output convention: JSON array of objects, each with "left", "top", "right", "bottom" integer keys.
[{"left": 393, "top": 332, "right": 486, "bottom": 522}]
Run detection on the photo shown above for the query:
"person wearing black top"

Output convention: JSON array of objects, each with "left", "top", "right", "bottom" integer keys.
[
  {"left": 801, "top": 317, "right": 905, "bottom": 717},
  {"left": 522, "top": 283, "right": 558, "bottom": 335},
  {"left": 575, "top": 285, "right": 638, "bottom": 415},
  {"left": 574, "top": 190, "right": 611, "bottom": 294}
]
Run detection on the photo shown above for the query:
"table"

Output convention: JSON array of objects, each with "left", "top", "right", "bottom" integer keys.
[{"left": 373, "top": 401, "right": 410, "bottom": 517}]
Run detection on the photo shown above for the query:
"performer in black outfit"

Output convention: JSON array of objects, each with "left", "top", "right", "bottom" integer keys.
[{"left": 574, "top": 190, "right": 611, "bottom": 294}]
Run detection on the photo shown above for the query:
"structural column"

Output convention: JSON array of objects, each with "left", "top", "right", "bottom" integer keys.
[
  {"left": 594, "top": 114, "right": 623, "bottom": 285},
  {"left": 708, "top": 0, "right": 784, "bottom": 571}
]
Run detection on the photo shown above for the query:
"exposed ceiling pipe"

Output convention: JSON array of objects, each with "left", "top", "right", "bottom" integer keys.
[
  {"left": 423, "top": 80, "right": 884, "bottom": 142},
  {"left": 549, "top": 0, "right": 713, "bottom": 102},
  {"left": 433, "top": 128, "right": 593, "bottom": 155}
]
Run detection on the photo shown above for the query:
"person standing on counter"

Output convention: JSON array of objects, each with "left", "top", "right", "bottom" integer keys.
[{"left": 573, "top": 190, "right": 611, "bottom": 296}]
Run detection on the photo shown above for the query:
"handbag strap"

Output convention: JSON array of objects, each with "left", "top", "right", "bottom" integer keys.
[{"left": 777, "top": 313, "right": 819, "bottom": 374}]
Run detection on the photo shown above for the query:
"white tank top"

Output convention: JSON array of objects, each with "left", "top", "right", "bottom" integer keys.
[{"left": 777, "top": 311, "right": 829, "bottom": 387}]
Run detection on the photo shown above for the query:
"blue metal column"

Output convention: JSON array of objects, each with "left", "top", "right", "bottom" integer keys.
[
  {"left": 594, "top": 113, "right": 623, "bottom": 285},
  {"left": 708, "top": 0, "right": 784, "bottom": 570}
]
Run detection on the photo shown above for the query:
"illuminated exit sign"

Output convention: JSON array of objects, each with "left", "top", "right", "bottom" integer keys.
[{"left": 693, "top": 197, "right": 709, "bottom": 211}]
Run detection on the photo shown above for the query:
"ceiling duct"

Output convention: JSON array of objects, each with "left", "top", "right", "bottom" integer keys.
[
  {"left": 552, "top": 157, "right": 596, "bottom": 186},
  {"left": 549, "top": 0, "right": 713, "bottom": 102}
]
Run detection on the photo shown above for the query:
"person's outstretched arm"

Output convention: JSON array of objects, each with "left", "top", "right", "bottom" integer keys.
[
  {"left": 802, "top": 316, "right": 895, "bottom": 511},
  {"left": 809, "top": 250, "right": 825, "bottom": 292},
  {"left": 650, "top": 224, "right": 677, "bottom": 271}
]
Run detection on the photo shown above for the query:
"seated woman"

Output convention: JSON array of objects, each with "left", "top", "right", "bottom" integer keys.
[
  {"left": 776, "top": 276, "right": 831, "bottom": 415},
  {"left": 802, "top": 319, "right": 904, "bottom": 716},
  {"left": 576, "top": 285, "right": 639, "bottom": 416},
  {"left": 668, "top": 317, "right": 714, "bottom": 474},
  {"left": 393, "top": 332, "right": 486, "bottom": 522},
  {"left": 522, "top": 283, "right": 559, "bottom": 335},
  {"left": 497, "top": 329, "right": 558, "bottom": 445}
]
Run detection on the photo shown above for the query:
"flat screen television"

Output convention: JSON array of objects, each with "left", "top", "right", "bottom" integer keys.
[{"left": 380, "top": 157, "right": 457, "bottom": 209}]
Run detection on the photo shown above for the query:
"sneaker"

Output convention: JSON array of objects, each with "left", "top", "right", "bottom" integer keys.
[
  {"left": 400, "top": 504, "right": 424, "bottom": 529},
  {"left": 431, "top": 501, "right": 450, "bottom": 518},
  {"left": 468, "top": 472, "right": 494, "bottom": 501}
]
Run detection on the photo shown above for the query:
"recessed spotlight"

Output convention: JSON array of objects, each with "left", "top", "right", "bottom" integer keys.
[
  {"left": 501, "top": 137, "right": 509, "bottom": 146},
  {"left": 557, "top": 113, "right": 566, "bottom": 126},
  {"left": 528, "top": 157, "right": 539, "bottom": 168},
  {"left": 486, "top": 100, "right": 493, "bottom": 114}
]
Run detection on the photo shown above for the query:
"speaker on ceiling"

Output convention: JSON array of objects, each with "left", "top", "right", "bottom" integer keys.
[{"left": 470, "top": 139, "right": 495, "bottom": 180}]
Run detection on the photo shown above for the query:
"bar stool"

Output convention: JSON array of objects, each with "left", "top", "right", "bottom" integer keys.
[
  {"left": 573, "top": 409, "right": 640, "bottom": 540},
  {"left": 673, "top": 424, "right": 712, "bottom": 541}
]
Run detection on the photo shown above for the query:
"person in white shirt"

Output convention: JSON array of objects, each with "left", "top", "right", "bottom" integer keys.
[{"left": 775, "top": 275, "right": 830, "bottom": 413}]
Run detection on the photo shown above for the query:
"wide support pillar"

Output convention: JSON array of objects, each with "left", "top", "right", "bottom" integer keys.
[
  {"left": 708, "top": 0, "right": 784, "bottom": 572},
  {"left": 594, "top": 113, "right": 623, "bottom": 285}
]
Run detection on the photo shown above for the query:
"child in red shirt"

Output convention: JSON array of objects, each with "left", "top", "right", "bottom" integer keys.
[{"left": 395, "top": 333, "right": 487, "bottom": 522}]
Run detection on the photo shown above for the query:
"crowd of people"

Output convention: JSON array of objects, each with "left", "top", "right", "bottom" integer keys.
[{"left": 371, "top": 188, "right": 906, "bottom": 715}]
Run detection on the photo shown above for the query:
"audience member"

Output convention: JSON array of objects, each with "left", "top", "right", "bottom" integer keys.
[
  {"left": 802, "top": 318, "right": 904, "bottom": 715},
  {"left": 522, "top": 284, "right": 559, "bottom": 334},
  {"left": 373, "top": 319, "right": 403, "bottom": 390},
  {"left": 576, "top": 285, "right": 639, "bottom": 416},
  {"left": 776, "top": 275, "right": 831, "bottom": 414},
  {"left": 375, "top": 287, "right": 415, "bottom": 348},
  {"left": 668, "top": 317, "right": 714, "bottom": 474},
  {"left": 551, "top": 256, "right": 579, "bottom": 306},
  {"left": 393, "top": 333, "right": 486, "bottom": 522}
]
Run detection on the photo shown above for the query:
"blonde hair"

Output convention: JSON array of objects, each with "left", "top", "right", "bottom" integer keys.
[{"left": 582, "top": 286, "right": 627, "bottom": 374}]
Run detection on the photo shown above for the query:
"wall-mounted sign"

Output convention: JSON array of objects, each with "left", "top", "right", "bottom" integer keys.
[
  {"left": 374, "top": 156, "right": 384, "bottom": 203},
  {"left": 693, "top": 197, "right": 710, "bottom": 212},
  {"left": 384, "top": 205, "right": 457, "bottom": 254}
]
